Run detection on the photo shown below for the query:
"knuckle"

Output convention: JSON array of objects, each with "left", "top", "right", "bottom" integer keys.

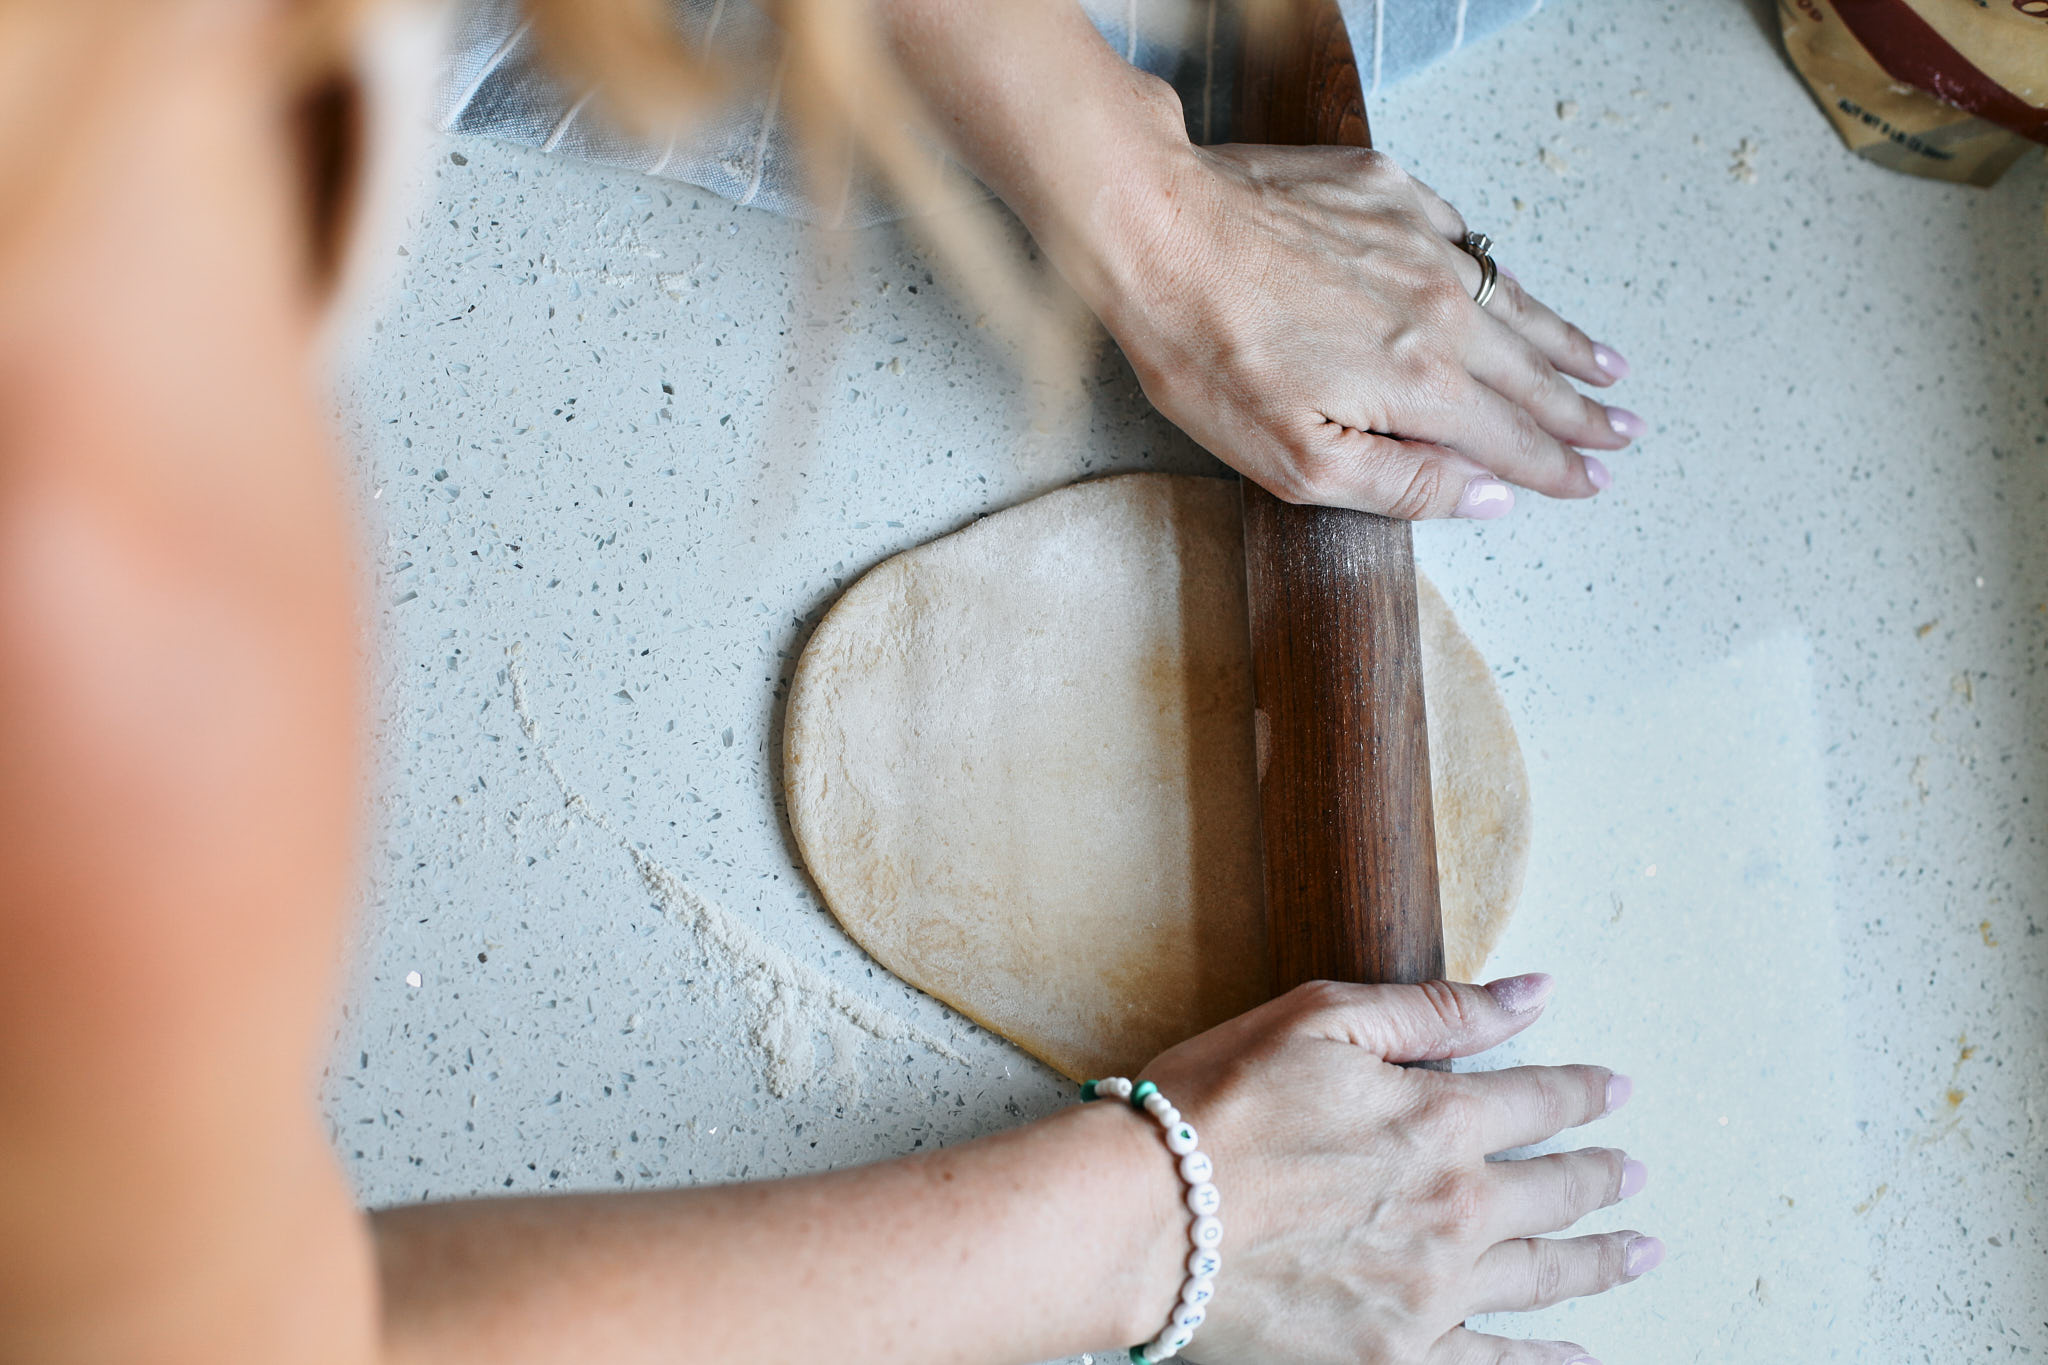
[
  {"left": 1279, "top": 978, "right": 1359, "bottom": 1027},
  {"left": 1567, "top": 1064, "right": 1614, "bottom": 1124},
  {"left": 1418, "top": 275, "right": 1473, "bottom": 330},
  {"left": 1354, "top": 146, "right": 1403, "bottom": 184},
  {"left": 1555, "top": 1155, "right": 1588, "bottom": 1218},
  {"left": 1426, "top": 1167, "right": 1488, "bottom": 1239},
  {"left": 1286, "top": 444, "right": 1347, "bottom": 504},
  {"left": 1529, "top": 1241, "right": 1568, "bottom": 1307},
  {"left": 1580, "top": 392, "right": 1614, "bottom": 432},
  {"left": 1417, "top": 977, "right": 1477, "bottom": 1036},
  {"left": 1290, "top": 978, "right": 1353, "bottom": 1014},
  {"left": 1594, "top": 1147, "right": 1627, "bottom": 1204},
  {"left": 1564, "top": 322, "right": 1600, "bottom": 367},
  {"left": 1494, "top": 276, "right": 1529, "bottom": 324},
  {"left": 1380, "top": 456, "right": 1448, "bottom": 521},
  {"left": 1266, "top": 473, "right": 1316, "bottom": 506},
  {"left": 1521, "top": 356, "right": 1567, "bottom": 411},
  {"left": 1418, "top": 1079, "right": 1481, "bottom": 1140},
  {"left": 1599, "top": 1232, "right": 1636, "bottom": 1285},
  {"left": 1409, "top": 353, "right": 1465, "bottom": 412},
  {"left": 1532, "top": 1071, "right": 1574, "bottom": 1132},
  {"left": 1508, "top": 412, "right": 1548, "bottom": 471}
]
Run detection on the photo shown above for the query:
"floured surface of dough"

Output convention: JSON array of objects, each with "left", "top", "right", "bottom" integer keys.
[{"left": 785, "top": 473, "right": 1530, "bottom": 1080}]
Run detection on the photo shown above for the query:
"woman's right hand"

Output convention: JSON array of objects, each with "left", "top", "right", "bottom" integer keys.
[
  {"left": 1139, "top": 975, "right": 1656, "bottom": 1365},
  {"left": 1066, "top": 137, "right": 1638, "bottom": 521}
]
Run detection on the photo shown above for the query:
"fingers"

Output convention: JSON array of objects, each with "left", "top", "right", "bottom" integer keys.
[
  {"left": 1429, "top": 228, "right": 1629, "bottom": 394},
  {"left": 1430, "top": 1326, "right": 1601, "bottom": 1365},
  {"left": 1408, "top": 376, "right": 1606, "bottom": 501},
  {"left": 1484, "top": 1147, "right": 1646, "bottom": 1240},
  {"left": 1463, "top": 316, "right": 1633, "bottom": 454},
  {"left": 1267, "top": 423, "right": 1509, "bottom": 520},
  {"left": 1479, "top": 271, "right": 1629, "bottom": 391},
  {"left": 1450, "top": 1064, "right": 1627, "bottom": 1154},
  {"left": 1278, "top": 974, "right": 1557, "bottom": 1063},
  {"left": 1469, "top": 1231, "right": 1665, "bottom": 1315}
]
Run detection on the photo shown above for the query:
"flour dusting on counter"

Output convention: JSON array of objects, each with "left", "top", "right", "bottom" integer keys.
[{"left": 506, "top": 645, "right": 967, "bottom": 1097}]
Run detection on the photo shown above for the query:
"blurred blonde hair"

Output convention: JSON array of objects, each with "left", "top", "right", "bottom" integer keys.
[
  {"left": 522, "top": 0, "right": 1085, "bottom": 383},
  {"left": 0, "top": 0, "right": 1085, "bottom": 384}
]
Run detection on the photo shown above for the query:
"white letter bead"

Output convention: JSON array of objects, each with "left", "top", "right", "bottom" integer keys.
[
  {"left": 1185, "top": 1181, "right": 1221, "bottom": 1216},
  {"left": 1178, "top": 1151, "right": 1214, "bottom": 1185},
  {"left": 1172, "top": 1303, "right": 1207, "bottom": 1332},
  {"left": 1155, "top": 1326, "right": 1197, "bottom": 1356},
  {"left": 1191, "top": 1214, "right": 1223, "bottom": 1248},
  {"left": 1143, "top": 1092, "right": 1173, "bottom": 1118},
  {"left": 1145, "top": 1337, "right": 1179, "bottom": 1363},
  {"left": 1187, "top": 1247, "right": 1222, "bottom": 1279},
  {"left": 1165, "top": 1122, "right": 1200, "bottom": 1155},
  {"left": 1182, "top": 1275, "right": 1217, "bottom": 1307}
]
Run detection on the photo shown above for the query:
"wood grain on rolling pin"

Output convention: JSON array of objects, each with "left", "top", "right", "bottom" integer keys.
[{"left": 1235, "top": 0, "right": 1448, "bottom": 995}]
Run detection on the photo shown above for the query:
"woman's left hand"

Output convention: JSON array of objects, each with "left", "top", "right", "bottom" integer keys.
[{"left": 1136, "top": 977, "right": 1656, "bottom": 1365}]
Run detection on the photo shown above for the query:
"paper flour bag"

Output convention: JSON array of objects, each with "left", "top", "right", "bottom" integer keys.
[{"left": 1780, "top": 0, "right": 2048, "bottom": 186}]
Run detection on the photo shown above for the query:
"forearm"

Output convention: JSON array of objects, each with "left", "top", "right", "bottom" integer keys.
[
  {"left": 373, "top": 1100, "right": 1186, "bottom": 1365},
  {"left": 875, "top": 0, "right": 1189, "bottom": 299}
]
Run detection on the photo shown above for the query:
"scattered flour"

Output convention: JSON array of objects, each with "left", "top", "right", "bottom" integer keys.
[
  {"left": 1731, "top": 138, "right": 1761, "bottom": 184},
  {"left": 505, "top": 644, "right": 968, "bottom": 1098}
]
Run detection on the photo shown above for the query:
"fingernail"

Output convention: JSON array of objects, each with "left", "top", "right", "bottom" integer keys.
[
  {"left": 1482, "top": 972, "right": 1554, "bottom": 1013},
  {"left": 1455, "top": 476, "right": 1515, "bottom": 520},
  {"left": 1564, "top": 1357, "right": 1601, "bottom": 1365},
  {"left": 1605, "top": 1073, "right": 1634, "bottom": 1114},
  {"left": 1592, "top": 343, "right": 1631, "bottom": 380},
  {"left": 1618, "top": 1158, "right": 1648, "bottom": 1199},
  {"left": 1624, "top": 1235, "right": 1666, "bottom": 1277},
  {"left": 1605, "top": 406, "right": 1647, "bottom": 440},
  {"left": 1582, "top": 455, "right": 1612, "bottom": 491}
]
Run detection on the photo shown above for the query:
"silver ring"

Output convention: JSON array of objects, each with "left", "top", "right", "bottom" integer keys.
[{"left": 1461, "top": 230, "right": 1499, "bottom": 310}]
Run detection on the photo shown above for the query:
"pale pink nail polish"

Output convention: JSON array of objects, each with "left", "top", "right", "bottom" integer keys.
[
  {"left": 1619, "top": 1159, "right": 1648, "bottom": 1199},
  {"left": 1483, "top": 972, "right": 1555, "bottom": 1013},
  {"left": 1592, "top": 343, "right": 1631, "bottom": 381},
  {"left": 1605, "top": 1073, "right": 1633, "bottom": 1113},
  {"left": 1583, "top": 455, "right": 1612, "bottom": 491},
  {"left": 1455, "top": 476, "right": 1515, "bottom": 520},
  {"left": 1606, "top": 406, "right": 1647, "bottom": 440},
  {"left": 1624, "top": 1235, "right": 1666, "bottom": 1277}
]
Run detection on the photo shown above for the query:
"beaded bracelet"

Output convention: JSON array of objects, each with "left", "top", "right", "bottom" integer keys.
[{"left": 1081, "top": 1077, "right": 1221, "bottom": 1363}]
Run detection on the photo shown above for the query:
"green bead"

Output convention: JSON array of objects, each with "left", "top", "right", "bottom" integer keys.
[
  {"left": 1129, "top": 1348, "right": 1151, "bottom": 1365},
  {"left": 1130, "top": 1080, "right": 1159, "bottom": 1109},
  {"left": 1080, "top": 1080, "right": 1099, "bottom": 1102}
]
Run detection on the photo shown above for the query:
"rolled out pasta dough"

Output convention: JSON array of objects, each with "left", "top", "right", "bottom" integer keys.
[{"left": 785, "top": 473, "right": 1530, "bottom": 1080}]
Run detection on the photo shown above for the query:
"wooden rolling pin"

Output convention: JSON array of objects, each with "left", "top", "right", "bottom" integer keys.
[{"left": 1235, "top": 0, "right": 1447, "bottom": 994}]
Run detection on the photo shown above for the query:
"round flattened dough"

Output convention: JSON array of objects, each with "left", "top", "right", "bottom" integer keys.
[{"left": 785, "top": 473, "right": 1530, "bottom": 1080}]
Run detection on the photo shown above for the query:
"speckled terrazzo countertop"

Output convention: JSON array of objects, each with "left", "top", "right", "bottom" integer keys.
[{"left": 328, "top": 2, "right": 2048, "bottom": 1358}]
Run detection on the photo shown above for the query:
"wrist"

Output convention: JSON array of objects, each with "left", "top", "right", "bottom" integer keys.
[
  {"left": 1062, "top": 1092, "right": 1194, "bottom": 1347},
  {"left": 1004, "top": 69, "right": 1197, "bottom": 315}
]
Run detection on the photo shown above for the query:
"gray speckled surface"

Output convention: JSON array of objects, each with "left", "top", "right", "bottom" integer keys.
[{"left": 328, "top": 1, "right": 2048, "bottom": 1359}]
